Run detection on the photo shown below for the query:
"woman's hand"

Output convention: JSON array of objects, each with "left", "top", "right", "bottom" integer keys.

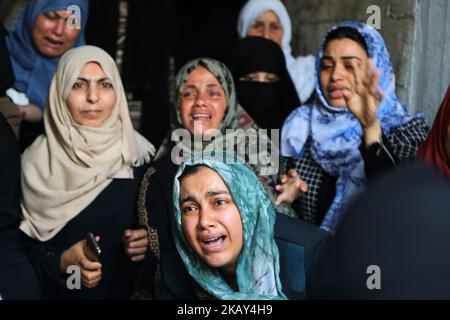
[
  {"left": 60, "top": 237, "right": 102, "bottom": 288},
  {"left": 122, "top": 229, "right": 148, "bottom": 262},
  {"left": 275, "top": 169, "right": 308, "bottom": 206},
  {"left": 343, "top": 59, "right": 384, "bottom": 145},
  {"left": 19, "top": 103, "right": 43, "bottom": 122}
]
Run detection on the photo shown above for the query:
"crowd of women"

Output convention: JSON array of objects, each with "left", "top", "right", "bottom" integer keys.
[{"left": 0, "top": 0, "right": 449, "bottom": 300}]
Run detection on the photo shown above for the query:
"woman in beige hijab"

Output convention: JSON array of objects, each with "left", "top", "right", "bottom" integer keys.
[{"left": 20, "top": 45, "right": 155, "bottom": 299}]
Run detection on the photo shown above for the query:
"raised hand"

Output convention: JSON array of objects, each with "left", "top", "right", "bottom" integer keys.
[
  {"left": 343, "top": 58, "right": 384, "bottom": 144},
  {"left": 275, "top": 169, "right": 308, "bottom": 206}
]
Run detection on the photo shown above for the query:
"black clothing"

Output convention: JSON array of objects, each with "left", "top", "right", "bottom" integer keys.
[
  {"left": 0, "top": 113, "right": 42, "bottom": 299},
  {"left": 25, "top": 165, "right": 147, "bottom": 299},
  {"left": 174, "top": 0, "right": 247, "bottom": 69},
  {"left": 230, "top": 36, "right": 300, "bottom": 130},
  {"left": 0, "top": 112, "right": 20, "bottom": 239},
  {"left": 0, "top": 23, "right": 14, "bottom": 95},
  {"left": 86, "top": 0, "right": 173, "bottom": 150},
  {"left": 284, "top": 118, "right": 430, "bottom": 225},
  {"left": 309, "top": 164, "right": 450, "bottom": 299}
]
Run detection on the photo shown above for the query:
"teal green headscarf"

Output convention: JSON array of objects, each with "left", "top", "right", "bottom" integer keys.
[{"left": 172, "top": 153, "right": 287, "bottom": 300}]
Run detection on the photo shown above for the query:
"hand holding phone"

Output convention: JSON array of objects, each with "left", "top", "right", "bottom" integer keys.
[{"left": 85, "top": 232, "right": 101, "bottom": 261}]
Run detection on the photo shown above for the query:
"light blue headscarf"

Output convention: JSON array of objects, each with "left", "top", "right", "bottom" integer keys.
[
  {"left": 172, "top": 153, "right": 286, "bottom": 300},
  {"left": 6, "top": 0, "right": 88, "bottom": 110},
  {"left": 281, "top": 21, "right": 424, "bottom": 232}
]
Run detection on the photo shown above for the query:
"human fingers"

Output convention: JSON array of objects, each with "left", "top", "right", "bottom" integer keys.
[
  {"left": 275, "top": 193, "right": 287, "bottom": 206},
  {"left": 127, "top": 247, "right": 148, "bottom": 256},
  {"left": 81, "top": 269, "right": 102, "bottom": 288},
  {"left": 128, "top": 238, "right": 148, "bottom": 249},
  {"left": 288, "top": 169, "right": 298, "bottom": 178},
  {"left": 131, "top": 254, "right": 146, "bottom": 262}
]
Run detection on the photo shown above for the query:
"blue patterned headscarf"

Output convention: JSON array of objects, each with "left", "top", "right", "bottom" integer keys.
[
  {"left": 6, "top": 0, "right": 88, "bottom": 110},
  {"left": 281, "top": 21, "right": 424, "bottom": 232},
  {"left": 172, "top": 153, "right": 286, "bottom": 300}
]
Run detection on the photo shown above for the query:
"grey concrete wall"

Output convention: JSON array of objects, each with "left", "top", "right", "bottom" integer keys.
[
  {"left": 409, "top": 0, "right": 450, "bottom": 122},
  {"left": 282, "top": 0, "right": 450, "bottom": 123}
]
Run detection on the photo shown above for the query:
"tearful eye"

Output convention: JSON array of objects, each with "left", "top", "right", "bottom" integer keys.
[
  {"left": 44, "top": 12, "right": 58, "bottom": 20},
  {"left": 239, "top": 75, "right": 254, "bottom": 82},
  {"left": 215, "top": 199, "right": 227, "bottom": 206},
  {"left": 72, "top": 82, "right": 83, "bottom": 89},
  {"left": 182, "top": 205, "right": 197, "bottom": 214},
  {"left": 267, "top": 75, "right": 280, "bottom": 82},
  {"left": 182, "top": 91, "right": 195, "bottom": 98},
  {"left": 321, "top": 64, "right": 334, "bottom": 70},
  {"left": 270, "top": 24, "right": 281, "bottom": 30},
  {"left": 344, "top": 64, "right": 354, "bottom": 70}
]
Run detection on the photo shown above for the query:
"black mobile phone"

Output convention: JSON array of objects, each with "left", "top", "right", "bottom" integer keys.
[{"left": 86, "top": 232, "right": 101, "bottom": 260}]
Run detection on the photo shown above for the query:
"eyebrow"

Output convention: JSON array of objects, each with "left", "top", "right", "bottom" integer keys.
[
  {"left": 180, "top": 190, "right": 230, "bottom": 205},
  {"left": 183, "top": 84, "right": 220, "bottom": 90},
  {"left": 206, "top": 190, "right": 230, "bottom": 197},
  {"left": 76, "top": 77, "right": 111, "bottom": 82},
  {"left": 253, "top": 19, "right": 280, "bottom": 25},
  {"left": 180, "top": 195, "right": 196, "bottom": 205},
  {"left": 322, "top": 55, "right": 362, "bottom": 62},
  {"left": 47, "top": 11, "right": 65, "bottom": 19}
]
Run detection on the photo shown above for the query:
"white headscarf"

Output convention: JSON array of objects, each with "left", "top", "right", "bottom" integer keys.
[
  {"left": 20, "top": 45, "right": 155, "bottom": 241},
  {"left": 237, "top": 0, "right": 315, "bottom": 103}
]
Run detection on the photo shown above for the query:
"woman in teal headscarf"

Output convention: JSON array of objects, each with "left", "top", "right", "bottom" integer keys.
[
  {"left": 172, "top": 152, "right": 286, "bottom": 300},
  {"left": 135, "top": 57, "right": 305, "bottom": 299}
]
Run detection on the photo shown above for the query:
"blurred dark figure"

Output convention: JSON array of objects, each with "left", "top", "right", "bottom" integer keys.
[
  {"left": 86, "top": 0, "right": 247, "bottom": 150},
  {"left": 86, "top": 0, "right": 175, "bottom": 150},
  {"left": 0, "top": 23, "right": 14, "bottom": 94},
  {"left": 0, "top": 22, "right": 21, "bottom": 138},
  {"left": 309, "top": 164, "right": 450, "bottom": 299},
  {"left": 0, "top": 112, "right": 42, "bottom": 299},
  {"left": 174, "top": 0, "right": 247, "bottom": 69},
  {"left": 230, "top": 36, "right": 300, "bottom": 131}
]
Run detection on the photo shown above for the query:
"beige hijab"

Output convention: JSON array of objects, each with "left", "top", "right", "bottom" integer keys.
[{"left": 20, "top": 46, "right": 155, "bottom": 241}]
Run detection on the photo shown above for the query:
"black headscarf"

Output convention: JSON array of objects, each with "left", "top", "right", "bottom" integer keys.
[
  {"left": 309, "top": 164, "right": 450, "bottom": 299},
  {"left": 230, "top": 36, "right": 300, "bottom": 130}
]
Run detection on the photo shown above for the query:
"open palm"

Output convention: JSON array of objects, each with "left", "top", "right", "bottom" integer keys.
[{"left": 343, "top": 59, "right": 383, "bottom": 129}]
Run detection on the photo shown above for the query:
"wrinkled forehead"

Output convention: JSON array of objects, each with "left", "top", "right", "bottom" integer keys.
[
  {"left": 241, "top": 1, "right": 292, "bottom": 48},
  {"left": 60, "top": 57, "right": 115, "bottom": 99}
]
